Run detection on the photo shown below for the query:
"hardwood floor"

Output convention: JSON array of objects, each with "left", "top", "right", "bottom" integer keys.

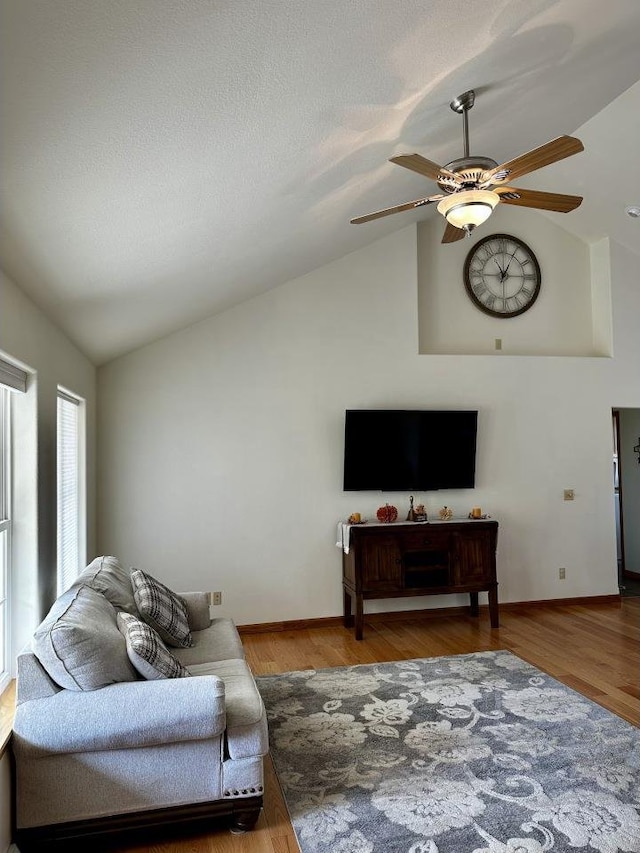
[{"left": 120, "top": 597, "right": 639, "bottom": 853}]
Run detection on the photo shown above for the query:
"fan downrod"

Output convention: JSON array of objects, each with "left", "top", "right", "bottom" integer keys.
[{"left": 449, "top": 90, "right": 476, "bottom": 159}]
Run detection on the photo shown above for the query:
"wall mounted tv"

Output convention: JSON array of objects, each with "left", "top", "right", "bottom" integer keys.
[{"left": 343, "top": 409, "right": 478, "bottom": 491}]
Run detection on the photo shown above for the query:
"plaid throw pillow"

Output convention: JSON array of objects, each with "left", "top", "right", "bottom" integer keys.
[
  {"left": 130, "top": 568, "right": 193, "bottom": 648},
  {"left": 117, "top": 612, "right": 190, "bottom": 680}
]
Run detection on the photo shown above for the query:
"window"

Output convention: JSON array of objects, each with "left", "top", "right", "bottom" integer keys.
[
  {"left": 0, "top": 388, "right": 10, "bottom": 692},
  {"left": 0, "top": 355, "right": 27, "bottom": 689},
  {"left": 57, "top": 389, "right": 85, "bottom": 595}
]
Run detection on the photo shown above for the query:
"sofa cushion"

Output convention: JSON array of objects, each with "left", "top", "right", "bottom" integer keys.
[
  {"left": 117, "top": 612, "right": 191, "bottom": 680},
  {"left": 75, "top": 555, "right": 137, "bottom": 614},
  {"left": 130, "top": 568, "right": 193, "bottom": 648},
  {"left": 32, "top": 586, "right": 138, "bottom": 691},
  {"left": 172, "top": 617, "right": 245, "bottom": 667},
  {"left": 180, "top": 591, "right": 212, "bottom": 631},
  {"left": 188, "top": 659, "right": 268, "bottom": 759}
]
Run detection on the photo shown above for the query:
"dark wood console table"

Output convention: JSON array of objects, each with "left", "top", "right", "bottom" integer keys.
[{"left": 341, "top": 519, "right": 499, "bottom": 640}]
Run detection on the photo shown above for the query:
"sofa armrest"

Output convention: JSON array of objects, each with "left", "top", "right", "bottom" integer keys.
[
  {"left": 180, "top": 591, "right": 212, "bottom": 630},
  {"left": 14, "top": 675, "right": 225, "bottom": 755}
]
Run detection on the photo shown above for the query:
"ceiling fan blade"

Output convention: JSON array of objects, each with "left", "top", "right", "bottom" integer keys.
[
  {"left": 496, "top": 186, "right": 583, "bottom": 212},
  {"left": 441, "top": 221, "right": 466, "bottom": 243},
  {"left": 390, "top": 154, "right": 459, "bottom": 183},
  {"left": 350, "top": 195, "right": 443, "bottom": 225},
  {"left": 483, "top": 136, "right": 584, "bottom": 185}
]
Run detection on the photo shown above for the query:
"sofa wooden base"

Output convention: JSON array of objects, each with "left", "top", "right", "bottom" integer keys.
[{"left": 15, "top": 795, "right": 263, "bottom": 851}]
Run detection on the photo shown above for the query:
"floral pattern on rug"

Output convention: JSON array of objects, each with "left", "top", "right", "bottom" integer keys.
[{"left": 256, "top": 651, "right": 640, "bottom": 853}]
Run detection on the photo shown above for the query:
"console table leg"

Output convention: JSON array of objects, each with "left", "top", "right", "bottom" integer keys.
[
  {"left": 469, "top": 592, "right": 479, "bottom": 616},
  {"left": 488, "top": 587, "right": 499, "bottom": 628},
  {"left": 343, "top": 587, "right": 354, "bottom": 628},
  {"left": 355, "top": 595, "right": 364, "bottom": 641}
]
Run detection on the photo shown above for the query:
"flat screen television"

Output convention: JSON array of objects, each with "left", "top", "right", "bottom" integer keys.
[{"left": 343, "top": 409, "right": 478, "bottom": 491}]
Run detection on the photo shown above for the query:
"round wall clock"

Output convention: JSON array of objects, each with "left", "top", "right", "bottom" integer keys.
[{"left": 463, "top": 234, "right": 541, "bottom": 318}]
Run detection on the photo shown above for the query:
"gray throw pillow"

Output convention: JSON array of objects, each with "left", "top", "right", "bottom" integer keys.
[
  {"left": 130, "top": 568, "right": 193, "bottom": 648},
  {"left": 32, "top": 585, "right": 138, "bottom": 691},
  {"left": 117, "top": 612, "right": 190, "bottom": 680},
  {"left": 75, "top": 555, "right": 138, "bottom": 614}
]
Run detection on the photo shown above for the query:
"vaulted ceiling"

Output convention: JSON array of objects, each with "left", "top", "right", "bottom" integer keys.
[{"left": 2, "top": 1, "right": 640, "bottom": 364}]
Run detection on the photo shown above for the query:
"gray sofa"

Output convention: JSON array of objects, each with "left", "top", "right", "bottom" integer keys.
[{"left": 12, "top": 556, "right": 269, "bottom": 850}]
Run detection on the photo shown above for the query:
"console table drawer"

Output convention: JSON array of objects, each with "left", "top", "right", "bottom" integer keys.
[{"left": 398, "top": 530, "right": 451, "bottom": 551}]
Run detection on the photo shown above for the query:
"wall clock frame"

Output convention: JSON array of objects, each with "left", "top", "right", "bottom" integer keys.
[{"left": 463, "top": 233, "right": 541, "bottom": 318}]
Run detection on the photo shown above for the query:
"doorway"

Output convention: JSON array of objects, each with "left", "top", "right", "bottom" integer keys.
[{"left": 612, "top": 408, "right": 640, "bottom": 597}]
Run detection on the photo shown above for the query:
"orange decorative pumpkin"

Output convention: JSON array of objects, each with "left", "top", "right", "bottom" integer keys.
[{"left": 376, "top": 503, "right": 398, "bottom": 523}]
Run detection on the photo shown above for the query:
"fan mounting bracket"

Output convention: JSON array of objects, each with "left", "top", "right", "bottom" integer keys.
[{"left": 450, "top": 90, "right": 475, "bottom": 114}]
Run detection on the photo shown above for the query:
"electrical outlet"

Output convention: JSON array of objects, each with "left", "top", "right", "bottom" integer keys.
[
  {"left": 495, "top": 338, "right": 502, "bottom": 351},
  {"left": 559, "top": 567, "right": 566, "bottom": 580},
  {"left": 208, "top": 591, "right": 222, "bottom": 606},
  {"left": 563, "top": 489, "right": 575, "bottom": 501}
]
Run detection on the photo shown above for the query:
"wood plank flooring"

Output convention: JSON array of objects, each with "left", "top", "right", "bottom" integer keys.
[
  {"left": 119, "top": 597, "right": 640, "bottom": 852},
  {"left": 0, "top": 680, "right": 15, "bottom": 754}
]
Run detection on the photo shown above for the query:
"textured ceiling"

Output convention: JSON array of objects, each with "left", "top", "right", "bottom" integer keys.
[{"left": 2, "top": 0, "right": 640, "bottom": 365}]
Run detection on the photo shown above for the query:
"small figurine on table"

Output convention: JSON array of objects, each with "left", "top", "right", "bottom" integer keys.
[
  {"left": 406, "top": 495, "right": 416, "bottom": 521},
  {"left": 414, "top": 503, "right": 428, "bottom": 522},
  {"left": 377, "top": 503, "right": 398, "bottom": 523}
]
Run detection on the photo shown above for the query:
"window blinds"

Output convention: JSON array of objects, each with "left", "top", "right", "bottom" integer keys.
[
  {"left": 57, "top": 392, "right": 80, "bottom": 594},
  {"left": 0, "top": 357, "right": 27, "bottom": 393}
]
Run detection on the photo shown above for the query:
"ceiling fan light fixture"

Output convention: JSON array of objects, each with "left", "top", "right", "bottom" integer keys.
[{"left": 437, "top": 190, "right": 500, "bottom": 232}]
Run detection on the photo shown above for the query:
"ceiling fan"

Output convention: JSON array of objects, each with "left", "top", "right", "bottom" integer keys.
[{"left": 351, "top": 90, "right": 584, "bottom": 243}]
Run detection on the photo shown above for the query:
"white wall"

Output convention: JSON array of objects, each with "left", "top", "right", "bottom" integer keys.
[
  {"left": 418, "top": 206, "right": 602, "bottom": 356},
  {"left": 97, "top": 225, "right": 640, "bottom": 625},
  {"left": 0, "top": 269, "right": 97, "bottom": 651}
]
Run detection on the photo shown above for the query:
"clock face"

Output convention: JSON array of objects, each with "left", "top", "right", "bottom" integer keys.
[{"left": 463, "top": 234, "right": 541, "bottom": 318}]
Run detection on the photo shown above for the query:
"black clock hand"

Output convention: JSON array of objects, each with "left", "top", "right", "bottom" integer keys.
[
  {"left": 503, "top": 246, "right": 520, "bottom": 275},
  {"left": 493, "top": 258, "right": 506, "bottom": 281}
]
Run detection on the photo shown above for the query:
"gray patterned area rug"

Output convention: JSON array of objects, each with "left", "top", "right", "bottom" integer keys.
[{"left": 256, "top": 651, "right": 640, "bottom": 853}]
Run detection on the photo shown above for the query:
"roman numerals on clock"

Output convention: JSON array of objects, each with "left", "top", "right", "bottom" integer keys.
[{"left": 463, "top": 234, "right": 541, "bottom": 318}]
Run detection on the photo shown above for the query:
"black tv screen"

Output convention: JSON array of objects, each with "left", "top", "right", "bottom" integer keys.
[{"left": 343, "top": 409, "right": 477, "bottom": 491}]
